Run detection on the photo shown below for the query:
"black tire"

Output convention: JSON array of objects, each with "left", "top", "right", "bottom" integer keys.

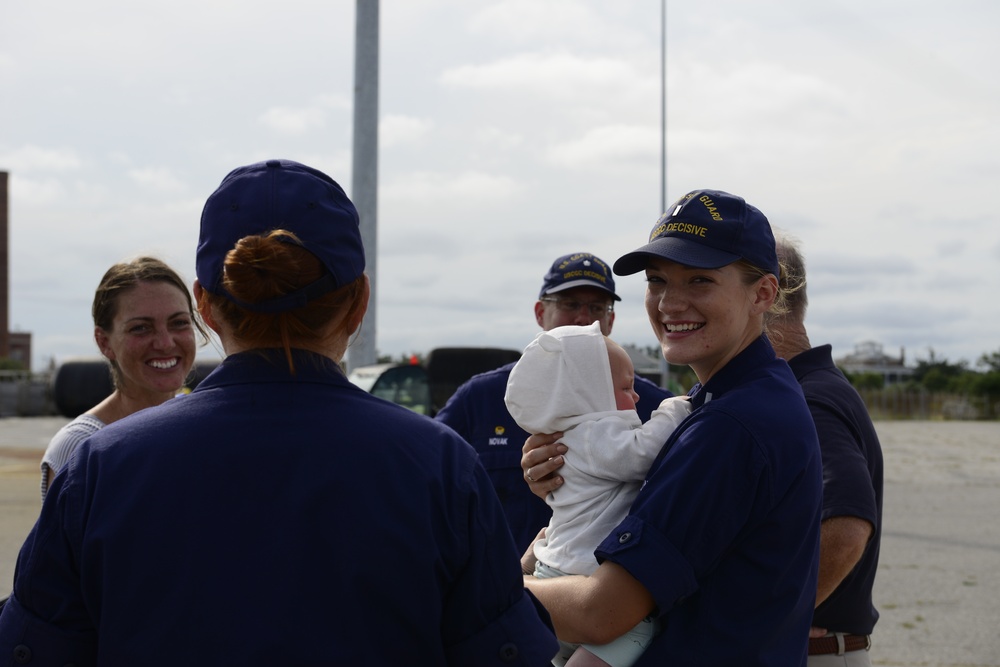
[{"left": 51, "top": 358, "right": 113, "bottom": 418}]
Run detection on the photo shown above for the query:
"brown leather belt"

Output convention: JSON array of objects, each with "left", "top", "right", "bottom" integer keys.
[{"left": 808, "top": 634, "right": 871, "bottom": 655}]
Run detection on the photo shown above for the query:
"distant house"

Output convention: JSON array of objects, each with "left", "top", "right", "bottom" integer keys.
[
  {"left": 836, "top": 341, "right": 914, "bottom": 385},
  {"left": 621, "top": 343, "right": 682, "bottom": 392},
  {"left": 621, "top": 344, "right": 662, "bottom": 381}
]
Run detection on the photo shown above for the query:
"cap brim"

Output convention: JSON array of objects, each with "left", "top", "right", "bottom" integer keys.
[
  {"left": 544, "top": 279, "right": 621, "bottom": 301},
  {"left": 613, "top": 236, "right": 741, "bottom": 275}
]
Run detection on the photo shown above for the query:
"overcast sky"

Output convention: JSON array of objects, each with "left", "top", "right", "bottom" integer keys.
[{"left": 3, "top": 0, "right": 999, "bottom": 374}]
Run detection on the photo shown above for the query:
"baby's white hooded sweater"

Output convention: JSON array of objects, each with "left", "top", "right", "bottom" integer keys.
[{"left": 505, "top": 322, "right": 690, "bottom": 575}]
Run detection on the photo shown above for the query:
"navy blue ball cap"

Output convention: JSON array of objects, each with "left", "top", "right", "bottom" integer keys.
[
  {"left": 613, "top": 189, "right": 779, "bottom": 278},
  {"left": 540, "top": 252, "right": 621, "bottom": 301},
  {"left": 196, "top": 159, "right": 365, "bottom": 312}
]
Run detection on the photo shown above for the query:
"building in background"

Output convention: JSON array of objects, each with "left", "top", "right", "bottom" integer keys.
[
  {"left": 1, "top": 171, "right": 33, "bottom": 372},
  {"left": 836, "top": 340, "right": 914, "bottom": 385},
  {"left": 6, "top": 332, "right": 31, "bottom": 370},
  {"left": 1, "top": 171, "right": 9, "bottom": 363},
  {"left": 0, "top": 170, "right": 48, "bottom": 417}
]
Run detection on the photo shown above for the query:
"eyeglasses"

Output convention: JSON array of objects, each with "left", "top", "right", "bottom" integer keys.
[{"left": 539, "top": 296, "right": 614, "bottom": 317}]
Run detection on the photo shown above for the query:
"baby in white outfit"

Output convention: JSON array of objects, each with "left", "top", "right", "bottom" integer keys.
[{"left": 505, "top": 322, "right": 691, "bottom": 667}]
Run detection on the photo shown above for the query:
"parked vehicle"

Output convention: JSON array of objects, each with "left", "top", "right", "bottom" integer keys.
[
  {"left": 50, "top": 357, "right": 220, "bottom": 418},
  {"left": 347, "top": 362, "right": 432, "bottom": 415},
  {"left": 424, "top": 347, "right": 521, "bottom": 414},
  {"left": 348, "top": 347, "right": 522, "bottom": 417},
  {"left": 50, "top": 347, "right": 522, "bottom": 420}
]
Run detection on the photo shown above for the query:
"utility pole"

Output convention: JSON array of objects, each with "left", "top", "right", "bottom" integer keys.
[
  {"left": 660, "top": 0, "right": 667, "bottom": 215},
  {"left": 348, "top": 0, "right": 379, "bottom": 372},
  {"left": 659, "top": 0, "right": 672, "bottom": 392}
]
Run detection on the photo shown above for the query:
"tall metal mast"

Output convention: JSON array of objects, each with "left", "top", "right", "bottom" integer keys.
[
  {"left": 660, "top": 0, "right": 667, "bottom": 215},
  {"left": 348, "top": 0, "right": 379, "bottom": 372},
  {"left": 659, "top": 0, "right": 672, "bottom": 391}
]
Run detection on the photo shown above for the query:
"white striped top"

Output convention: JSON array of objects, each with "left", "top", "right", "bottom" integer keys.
[{"left": 40, "top": 414, "right": 105, "bottom": 501}]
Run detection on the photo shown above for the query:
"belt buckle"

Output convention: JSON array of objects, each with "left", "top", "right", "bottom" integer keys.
[{"left": 836, "top": 633, "right": 871, "bottom": 655}]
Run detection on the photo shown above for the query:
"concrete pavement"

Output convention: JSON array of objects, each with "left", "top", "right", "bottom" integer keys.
[{"left": 1, "top": 417, "right": 998, "bottom": 666}]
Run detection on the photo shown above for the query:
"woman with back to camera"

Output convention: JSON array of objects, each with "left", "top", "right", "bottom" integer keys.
[
  {"left": 40, "top": 257, "right": 206, "bottom": 499},
  {"left": 0, "top": 159, "right": 556, "bottom": 666},
  {"left": 520, "top": 190, "right": 824, "bottom": 666}
]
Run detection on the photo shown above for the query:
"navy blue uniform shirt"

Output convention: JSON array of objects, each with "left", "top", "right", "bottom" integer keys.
[
  {"left": 435, "top": 361, "right": 672, "bottom": 554},
  {"left": 596, "top": 336, "right": 823, "bottom": 667},
  {"left": 0, "top": 350, "right": 557, "bottom": 666},
  {"left": 789, "top": 344, "right": 883, "bottom": 635}
]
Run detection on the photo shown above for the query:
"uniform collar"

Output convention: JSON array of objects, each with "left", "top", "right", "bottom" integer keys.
[
  {"left": 784, "top": 344, "right": 833, "bottom": 381},
  {"left": 195, "top": 349, "right": 346, "bottom": 391},
  {"left": 688, "top": 335, "right": 777, "bottom": 409}
]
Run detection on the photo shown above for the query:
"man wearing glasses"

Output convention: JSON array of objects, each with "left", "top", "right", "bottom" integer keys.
[{"left": 435, "top": 253, "right": 673, "bottom": 554}]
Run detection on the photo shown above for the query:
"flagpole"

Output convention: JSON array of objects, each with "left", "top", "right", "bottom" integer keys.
[{"left": 659, "top": 0, "right": 672, "bottom": 392}]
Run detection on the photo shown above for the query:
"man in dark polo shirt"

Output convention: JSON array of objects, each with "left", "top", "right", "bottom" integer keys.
[{"left": 771, "top": 232, "right": 884, "bottom": 666}]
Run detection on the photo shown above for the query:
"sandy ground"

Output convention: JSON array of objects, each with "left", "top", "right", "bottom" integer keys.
[{"left": 1, "top": 417, "right": 998, "bottom": 665}]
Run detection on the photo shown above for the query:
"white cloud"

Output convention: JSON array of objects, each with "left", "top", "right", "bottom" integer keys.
[
  {"left": 127, "top": 167, "right": 188, "bottom": 194},
  {"left": 0, "top": 145, "right": 84, "bottom": 172},
  {"left": 382, "top": 170, "right": 521, "bottom": 203},
  {"left": 474, "top": 126, "right": 524, "bottom": 151},
  {"left": 253, "top": 95, "right": 348, "bottom": 138},
  {"left": 316, "top": 93, "right": 351, "bottom": 111},
  {"left": 440, "top": 53, "right": 649, "bottom": 97},
  {"left": 380, "top": 114, "right": 434, "bottom": 148},
  {"left": 667, "top": 59, "right": 852, "bottom": 136},
  {"left": 6, "top": 176, "right": 66, "bottom": 205},
  {"left": 546, "top": 124, "right": 659, "bottom": 169},
  {"left": 107, "top": 151, "right": 134, "bottom": 167},
  {"left": 469, "top": 1, "right": 609, "bottom": 42},
  {"left": 257, "top": 106, "right": 327, "bottom": 135}
]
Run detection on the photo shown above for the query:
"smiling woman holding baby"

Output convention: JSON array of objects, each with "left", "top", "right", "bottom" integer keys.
[{"left": 521, "top": 189, "right": 824, "bottom": 667}]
